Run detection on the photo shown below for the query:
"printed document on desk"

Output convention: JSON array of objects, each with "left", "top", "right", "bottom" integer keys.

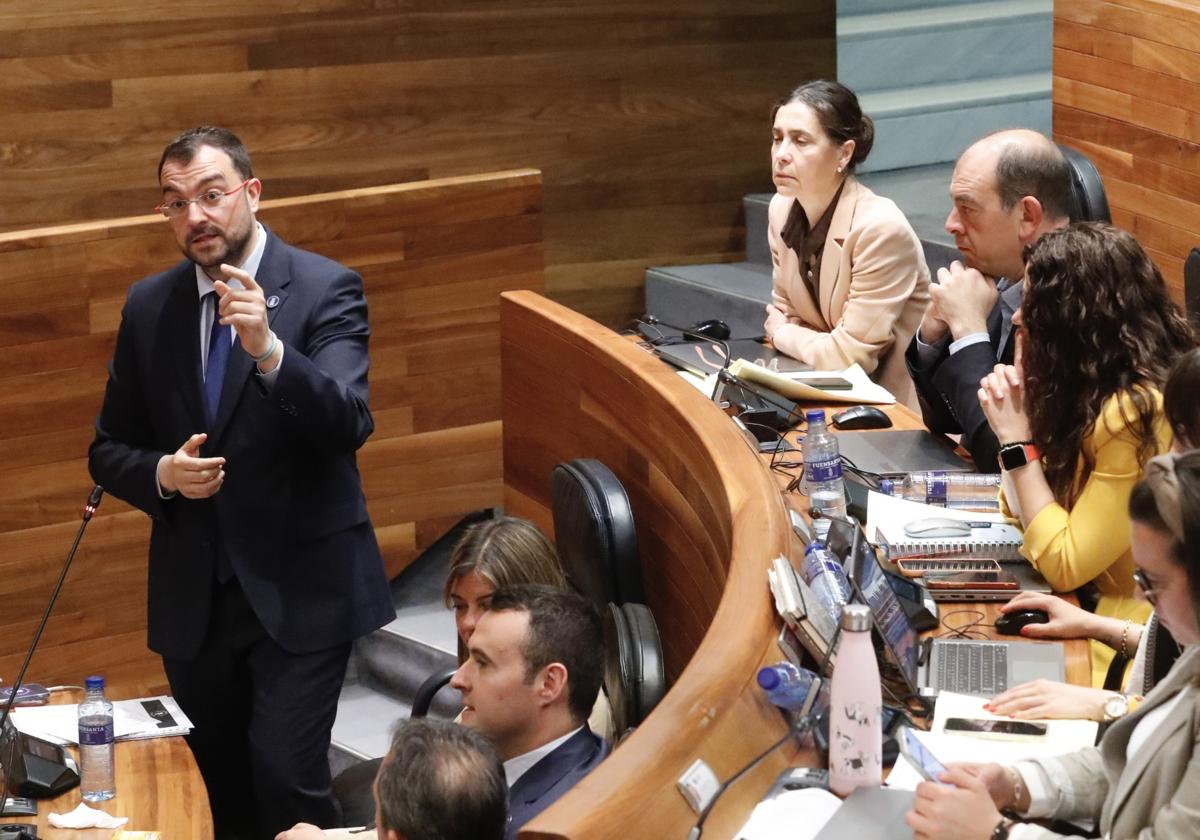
[
  {"left": 728, "top": 360, "right": 896, "bottom": 405},
  {"left": 12, "top": 695, "right": 193, "bottom": 745}
]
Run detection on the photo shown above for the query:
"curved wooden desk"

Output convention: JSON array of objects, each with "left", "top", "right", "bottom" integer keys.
[
  {"left": 502, "top": 291, "right": 800, "bottom": 839},
  {"left": 29, "top": 682, "right": 211, "bottom": 840}
]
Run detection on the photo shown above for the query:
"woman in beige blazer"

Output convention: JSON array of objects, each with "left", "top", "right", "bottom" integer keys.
[
  {"left": 763, "top": 80, "right": 929, "bottom": 405},
  {"left": 906, "top": 450, "right": 1200, "bottom": 840}
]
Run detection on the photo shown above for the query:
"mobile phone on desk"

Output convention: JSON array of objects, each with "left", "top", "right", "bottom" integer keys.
[
  {"left": 801, "top": 376, "right": 853, "bottom": 391},
  {"left": 923, "top": 570, "right": 1019, "bottom": 590},
  {"left": 897, "top": 727, "right": 947, "bottom": 783},
  {"left": 944, "top": 718, "right": 1047, "bottom": 739}
]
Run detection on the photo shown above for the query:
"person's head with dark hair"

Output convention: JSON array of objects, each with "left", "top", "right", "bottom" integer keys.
[
  {"left": 444, "top": 516, "right": 567, "bottom": 649},
  {"left": 1165, "top": 348, "right": 1200, "bottom": 452},
  {"left": 450, "top": 583, "right": 604, "bottom": 760},
  {"left": 1128, "top": 451, "right": 1200, "bottom": 647},
  {"left": 1020, "top": 223, "right": 1196, "bottom": 506},
  {"left": 771, "top": 80, "right": 873, "bottom": 216},
  {"left": 946, "top": 129, "right": 1070, "bottom": 280},
  {"left": 156, "top": 126, "right": 262, "bottom": 275},
  {"left": 373, "top": 718, "right": 507, "bottom": 840}
]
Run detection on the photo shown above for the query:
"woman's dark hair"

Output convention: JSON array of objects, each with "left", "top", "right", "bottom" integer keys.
[
  {"left": 1128, "top": 450, "right": 1200, "bottom": 634},
  {"left": 1165, "top": 348, "right": 1200, "bottom": 449},
  {"left": 773, "top": 80, "right": 874, "bottom": 170},
  {"left": 1022, "top": 223, "right": 1195, "bottom": 506}
]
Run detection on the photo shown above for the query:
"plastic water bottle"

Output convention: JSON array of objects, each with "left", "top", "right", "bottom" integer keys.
[
  {"left": 880, "top": 471, "right": 1001, "bottom": 511},
  {"left": 800, "top": 542, "right": 851, "bottom": 625},
  {"left": 803, "top": 410, "right": 848, "bottom": 520},
  {"left": 757, "top": 662, "right": 829, "bottom": 715},
  {"left": 829, "top": 605, "right": 882, "bottom": 796},
  {"left": 78, "top": 675, "right": 115, "bottom": 801}
]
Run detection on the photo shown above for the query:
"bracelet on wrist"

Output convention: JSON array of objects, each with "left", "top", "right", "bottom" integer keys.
[
  {"left": 1120, "top": 619, "right": 1133, "bottom": 658},
  {"left": 252, "top": 332, "right": 278, "bottom": 365}
]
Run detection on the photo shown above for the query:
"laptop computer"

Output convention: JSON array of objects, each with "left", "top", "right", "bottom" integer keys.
[
  {"left": 835, "top": 430, "right": 970, "bottom": 478},
  {"left": 654, "top": 337, "right": 811, "bottom": 378},
  {"left": 836, "top": 521, "right": 1065, "bottom": 699}
]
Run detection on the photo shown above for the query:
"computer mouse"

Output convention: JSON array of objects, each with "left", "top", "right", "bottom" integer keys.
[
  {"left": 994, "top": 609, "right": 1050, "bottom": 636},
  {"left": 902, "top": 517, "right": 973, "bottom": 538},
  {"left": 686, "top": 318, "right": 731, "bottom": 341},
  {"left": 831, "top": 405, "right": 893, "bottom": 430}
]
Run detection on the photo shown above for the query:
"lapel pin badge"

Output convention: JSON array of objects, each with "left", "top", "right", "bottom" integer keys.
[{"left": 266, "top": 295, "right": 280, "bottom": 309}]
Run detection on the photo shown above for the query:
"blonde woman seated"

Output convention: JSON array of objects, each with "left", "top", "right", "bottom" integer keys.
[
  {"left": 979, "top": 224, "right": 1195, "bottom": 684},
  {"left": 906, "top": 451, "right": 1200, "bottom": 840},
  {"left": 763, "top": 79, "right": 930, "bottom": 405}
]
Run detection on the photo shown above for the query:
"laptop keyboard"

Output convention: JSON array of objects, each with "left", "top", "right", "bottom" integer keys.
[{"left": 937, "top": 642, "right": 1008, "bottom": 696}]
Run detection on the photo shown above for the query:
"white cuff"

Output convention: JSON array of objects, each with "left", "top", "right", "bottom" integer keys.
[
  {"left": 1013, "top": 761, "right": 1055, "bottom": 819},
  {"left": 948, "top": 332, "right": 990, "bottom": 355}
]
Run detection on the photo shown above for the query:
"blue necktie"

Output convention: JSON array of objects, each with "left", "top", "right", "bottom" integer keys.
[{"left": 204, "top": 291, "right": 230, "bottom": 424}]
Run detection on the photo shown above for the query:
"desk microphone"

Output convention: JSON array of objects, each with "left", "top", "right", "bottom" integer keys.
[{"left": 0, "top": 485, "right": 104, "bottom": 804}]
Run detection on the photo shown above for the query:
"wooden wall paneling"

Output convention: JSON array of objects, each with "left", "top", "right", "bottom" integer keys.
[
  {"left": 0, "top": 169, "right": 542, "bottom": 686},
  {"left": 0, "top": 1, "right": 834, "bottom": 327},
  {"left": 500, "top": 290, "right": 805, "bottom": 838},
  {"left": 1055, "top": 0, "right": 1200, "bottom": 306}
]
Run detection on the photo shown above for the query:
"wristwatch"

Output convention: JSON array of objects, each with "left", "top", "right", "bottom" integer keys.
[
  {"left": 999, "top": 442, "right": 1041, "bottom": 471},
  {"left": 991, "top": 817, "right": 1013, "bottom": 839},
  {"left": 1103, "top": 693, "right": 1131, "bottom": 722}
]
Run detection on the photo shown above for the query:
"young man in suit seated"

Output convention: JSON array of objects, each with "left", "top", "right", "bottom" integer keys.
[
  {"left": 905, "top": 129, "right": 1071, "bottom": 471},
  {"left": 452, "top": 584, "right": 610, "bottom": 839},
  {"left": 277, "top": 717, "right": 508, "bottom": 840}
]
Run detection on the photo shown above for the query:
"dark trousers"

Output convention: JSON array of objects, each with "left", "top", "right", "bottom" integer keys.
[{"left": 164, "top": 579, "right": 351, "bottom": 840}]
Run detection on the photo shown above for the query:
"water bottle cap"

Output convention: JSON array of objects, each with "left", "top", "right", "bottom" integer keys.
[
  {"left": 880, "top": 478, "right": 894, "bottom": 495},
  {"left": 840, "top": 603, "right": 873, "bottom": 632},
  {"left": 805, "top": 409, "right": 826, "bottom": 424},
  {"left": 85, "top": 675, "right": 104, "bottom": 691},
  {"left": 756, "top": 667, "right": 782, "bottom": 690}
]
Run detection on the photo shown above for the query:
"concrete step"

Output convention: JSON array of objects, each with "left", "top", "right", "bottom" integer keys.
[
  {"left": 744, "top": 193, "right": 771, "bottom": 267},
  {"left": 858, "top": 74, "right": 1051, "bottom": 171},
  {"left": 840, "top": 1, "right": 1051, "bottom": 91},
  {"left": 644, "top": 261, "right": 771, "bottom": 338}
]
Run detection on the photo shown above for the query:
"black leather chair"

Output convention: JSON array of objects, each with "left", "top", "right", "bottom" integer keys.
[
  {"left": 1184, "top": 248, "right": 1200, "bottom": 331},
  {"left": 604, "top": 601, "right": 667, "bottom": 741},
  {"left": 1059, "top": 144, "right": 1111, "bottom": 223},
  {"left": 550, "top": 458, "right": 645, "bottom": 608}
]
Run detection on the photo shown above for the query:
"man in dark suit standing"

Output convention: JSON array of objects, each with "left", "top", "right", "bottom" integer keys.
[
  {"left": 905, "top": 130, "right": 1071, "bottom": 471},
  {"left": 450, "top": 585, "right": 609, "bottom": 840},
  {"left": 89, "top": 126, "right": 394, "bottom": 839}
]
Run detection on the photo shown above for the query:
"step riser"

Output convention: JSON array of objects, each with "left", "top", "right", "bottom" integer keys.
[
  {"left": 744, "top": 195, "right": 771, "bottom": 267},
  {"left": 839, "top": 0, "right": 977, "bottom": 13},
  {"left": 839, "top": 20, "right": 1049, "bottom": 90},
  {"left": 859, "top": 98, "right": 1051, "bottom": 172},
  {"left": 645, "top": 265, "right": 771, "bottom": 339}
]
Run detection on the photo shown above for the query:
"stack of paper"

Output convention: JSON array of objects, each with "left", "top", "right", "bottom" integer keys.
[{"left": 12, "top": 695, "right": 192, "bottom": 746}]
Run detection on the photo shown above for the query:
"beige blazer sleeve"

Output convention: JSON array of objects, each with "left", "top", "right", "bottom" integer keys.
[{"left": 767, "top": 179, "right": 929, "bottom": 402}]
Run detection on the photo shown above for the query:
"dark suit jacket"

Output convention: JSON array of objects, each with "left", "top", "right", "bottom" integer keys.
[
  {"left": 89, "top": 229, "right": 394, "bottom": 659},
  {"left": 904, "top": 294, "right": 1015, "bottom": 472},
  {"left": 506, "top": 728, "right": 609, "bottom": 839}
]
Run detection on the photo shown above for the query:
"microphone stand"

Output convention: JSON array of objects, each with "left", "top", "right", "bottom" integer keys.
[
  {"left": 635, "top": 315, "right": 733, "bottom": 402},
  {"left": 0, "top": 486, "right": 103, "bottom": 811}
]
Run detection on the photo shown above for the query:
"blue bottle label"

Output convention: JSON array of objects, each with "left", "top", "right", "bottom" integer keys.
[
  {"left": 79, "top": 721, "right": 114, "bottom": 746},
  {"left": 807, "top": 456, "right": 843, "bottom": 483},
  {"left": 925, "top": 473, "right": 948, "bottom": 506}
]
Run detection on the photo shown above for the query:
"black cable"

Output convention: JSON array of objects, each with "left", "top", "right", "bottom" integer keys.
[{"left": 934, "top": 609, "right": 991, "bottom": 641}]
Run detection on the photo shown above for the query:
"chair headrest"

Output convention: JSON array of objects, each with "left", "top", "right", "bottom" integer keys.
[
  {"left": 550, "top": 459, "right": 644, "bottom": 607},
  {"left": 1058, "top": 144, "right": 1111, "bottom": 224}
]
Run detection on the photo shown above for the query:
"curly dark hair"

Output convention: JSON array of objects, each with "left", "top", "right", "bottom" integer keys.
[{"left": 1022, "top": 223, "right": 1195, "bottom": 506}]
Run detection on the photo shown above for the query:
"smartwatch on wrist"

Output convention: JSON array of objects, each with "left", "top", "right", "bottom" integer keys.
[{"left": 999, "top": 441, "right": 1040, "bottom": 471}]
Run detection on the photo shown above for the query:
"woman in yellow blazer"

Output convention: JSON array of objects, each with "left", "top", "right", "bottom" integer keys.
[
  {"left": 763, "top": 80, "right": 930, "bottom": 405},
  {"left": 979, "top": 223, "right": 1195, "bottom": 684}
]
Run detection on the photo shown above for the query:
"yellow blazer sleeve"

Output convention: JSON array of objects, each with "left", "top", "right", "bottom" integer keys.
[
  {"left": 771, "top": 202, "right": 929, "bottom": 375},
  {"left": 1020, "top": 394, "right": 1166, "bottom": 593}
]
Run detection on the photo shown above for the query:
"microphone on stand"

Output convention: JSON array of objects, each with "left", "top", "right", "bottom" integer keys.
[
  {"left": 636, "top": 314, "right": 734, "bottom": 402},
  {"left": 0, "top": 486, "right": 105, "bottom": 805}
]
